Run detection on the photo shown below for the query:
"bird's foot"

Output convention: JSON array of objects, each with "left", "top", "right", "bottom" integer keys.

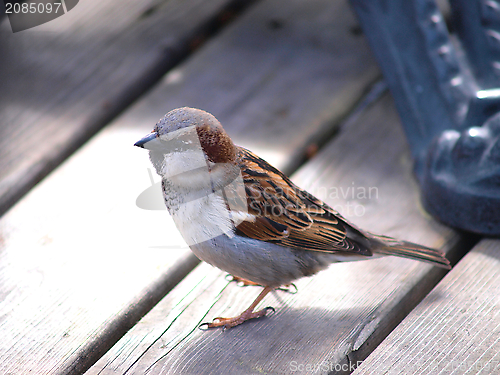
[
  {"left": 200, "top": 286, "right": 274, "bottom": 330},
  {"left": 201, "top": 306, "right": 275, "bottom": 330}
]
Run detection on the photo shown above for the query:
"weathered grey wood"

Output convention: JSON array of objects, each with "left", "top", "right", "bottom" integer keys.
[
  {"left": 0, "top": 0, "right": 256, "bottom": 217},
  {"left": 0, "top": 0, "right": 380, "bottom": 373},
  {"left": 0, "top": 127, "right": 198, "bottom": 375},
  {"left": 85, "top": 93, "right": 473, "bottom": 375},
  {"left": 353, "top": 239, "right": 500, "bottom": 375},
  {"left": 125, "top": 0, "right": 380, "bottom": 174}
]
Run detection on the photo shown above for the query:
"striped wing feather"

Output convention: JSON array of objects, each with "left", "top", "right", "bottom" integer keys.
[
  {"left": 231, "top": 148, "right": 450, "bottom": 269},
  {"left": 234, "top": 148, "right": 373, "bottom": 257}
]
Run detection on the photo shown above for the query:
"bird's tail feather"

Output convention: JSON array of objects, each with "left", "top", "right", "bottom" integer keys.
[{"left": 371, "top": 234, "right": 451, "bottom": 269}]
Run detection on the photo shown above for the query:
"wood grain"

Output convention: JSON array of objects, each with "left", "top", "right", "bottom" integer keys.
[
  {"left": 117, "top": 0, "right": 380, "bottom": 174},
  {"left": 0, "top": 127, "right": 197, "bottom": 375},
  {"left": 0, "top": 0, "right": 256, "bottom": 216},
  {"left": 0, "top": 0, "right": 380, "bottom": 373},
  {"left": 85, "top": 93, "right": 473, "bottom": 375},
  {"left": 353, "top": 239, "right": 500, "bottom": 375}
]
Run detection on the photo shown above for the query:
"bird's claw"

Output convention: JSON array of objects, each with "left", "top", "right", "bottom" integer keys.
[
  {"left": 265, "top": 306, "right": 276, "bottom": 315},
  {"left": 277, "top": 283, "right": 298, "bottom": 294},
  {"left": 198, "top": 322, "right": 211, "bottom": 331}
]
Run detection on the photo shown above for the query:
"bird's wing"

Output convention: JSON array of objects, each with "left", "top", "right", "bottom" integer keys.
[{"left": 234, "top": 148, "right": 373, "bottom": 256}]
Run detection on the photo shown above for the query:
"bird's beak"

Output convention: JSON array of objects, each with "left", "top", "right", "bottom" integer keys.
[{"left": 134, "top": 132, "right": 158, "bottom": 149}]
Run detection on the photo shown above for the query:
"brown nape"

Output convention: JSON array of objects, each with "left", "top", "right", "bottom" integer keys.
[{"left": 196, "top": 124, "right": 236, "bottom": 163}]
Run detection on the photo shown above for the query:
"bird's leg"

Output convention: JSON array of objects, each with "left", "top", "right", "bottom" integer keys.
[{"left": 203, "top": 286, "right": 274, "bottom": 329}]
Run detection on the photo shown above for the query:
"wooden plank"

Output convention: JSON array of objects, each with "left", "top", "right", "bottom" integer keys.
[
  {"left": 0, "top": 127, "right": 198, "bottom": 375},
  {"left": 0, "top": 0, "right": 256, "bottom": 216},
  {"left": 0, "top": 0, "right": 379, "bottom": 373},
  {"left": 130, "top": 0, "right": 380, "bottom": 174},
  {"left": 353, "top": 239, "right": 500, "bottom": 375},
  {"left": 85, "top": 92, "right": 474, "bottom": 375}
]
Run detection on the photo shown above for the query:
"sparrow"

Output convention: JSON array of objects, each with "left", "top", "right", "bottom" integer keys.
[{"left": 135, "top": 107, "right": 451, "bottom": 329}]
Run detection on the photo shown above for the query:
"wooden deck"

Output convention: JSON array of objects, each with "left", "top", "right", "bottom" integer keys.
[{"left": 0, "top": 0, "right": 494, "bottom": 374}]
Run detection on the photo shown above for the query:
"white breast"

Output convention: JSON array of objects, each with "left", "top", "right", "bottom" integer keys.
[
  {"left": 156, "top": 148, "right": 251, "bottom": 246},
  {"left": 170, "top": 191, "right": 235, "bottom": 246}
]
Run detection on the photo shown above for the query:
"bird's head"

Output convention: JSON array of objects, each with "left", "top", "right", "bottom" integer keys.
[{"left": 135, "top": 107, "right": 239, "bottom": 189}]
